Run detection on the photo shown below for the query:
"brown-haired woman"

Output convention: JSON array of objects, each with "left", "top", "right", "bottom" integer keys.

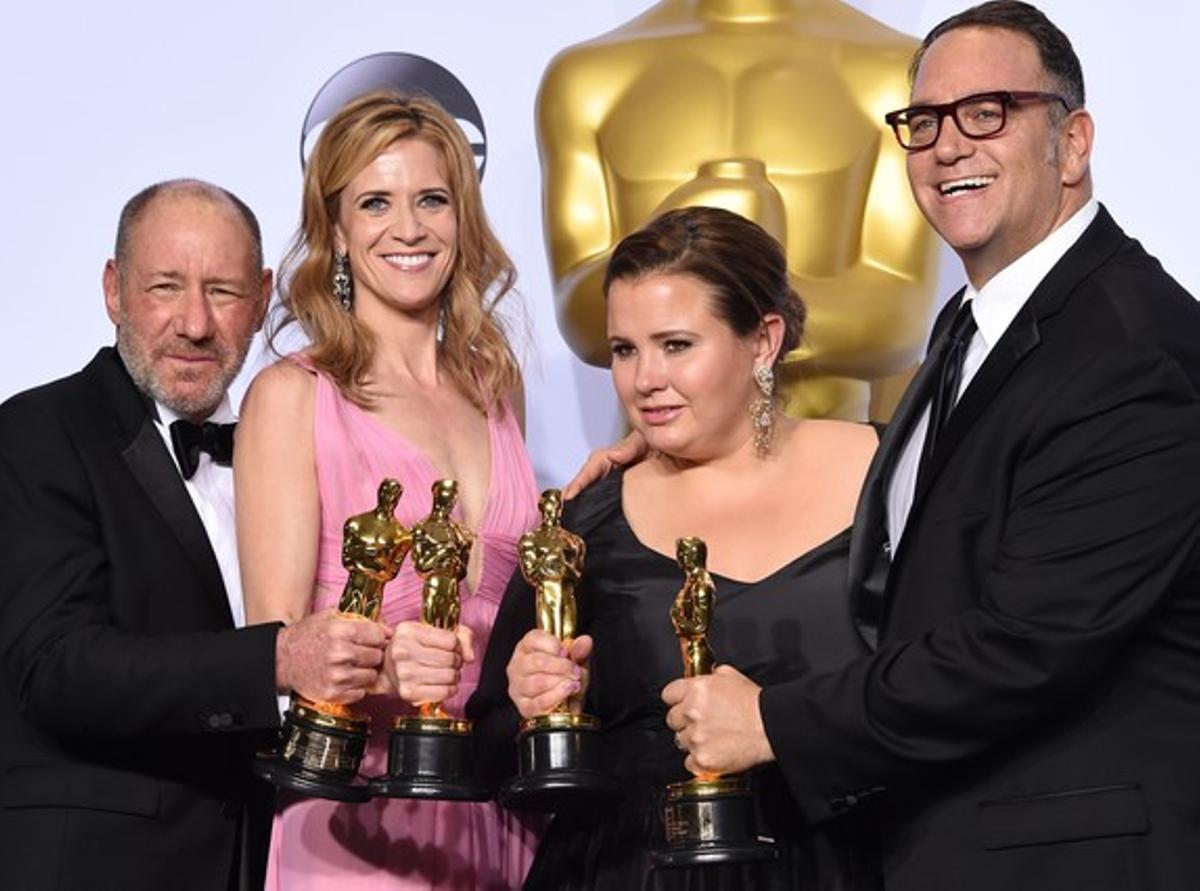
[
  {"left": 236, "top": 91, "right": 540, "bottom": 889},
  {"left": 472, "top": 207, "right": 882, "bottom": 889}
]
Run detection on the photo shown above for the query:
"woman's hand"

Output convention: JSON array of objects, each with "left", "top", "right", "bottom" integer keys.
[
  {"left": 382, "top": 621, "right": 475, "bottom": 707},
  {"left": 506, "top": 630, "right": 593, "bottom": 718},
  {"left": 562, "top": 431, "right": 648, "bottom": 499}
]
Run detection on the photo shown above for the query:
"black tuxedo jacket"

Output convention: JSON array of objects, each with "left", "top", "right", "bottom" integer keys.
[
  {"left": 0, "top": 348, "right": 282, "bottom": 891},
  {"left": 760, "top": 207, "right": 1200, "bottom": 890}
]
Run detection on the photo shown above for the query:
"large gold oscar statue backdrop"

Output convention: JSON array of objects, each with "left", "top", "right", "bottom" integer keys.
[{"left": 537, "top": 0, "right": 940, "bottom": 420}]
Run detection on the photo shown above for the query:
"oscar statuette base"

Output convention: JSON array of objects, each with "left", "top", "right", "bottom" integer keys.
[
  {"left": 252, "top": 699, "right": 372, "bottom": 803},
  {"left": 368, "top": 713, "right": 490, "bottom": 801},
  {"left": 499, "top": 712, "right": 618, "bottom": 812},
  {"left": 651, "top": 774, "right": 777, "bottom": 868}
]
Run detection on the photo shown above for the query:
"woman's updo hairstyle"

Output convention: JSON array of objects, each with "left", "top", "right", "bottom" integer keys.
[{"left": 603, "top": 205, "right": 805, "bottom": 372}]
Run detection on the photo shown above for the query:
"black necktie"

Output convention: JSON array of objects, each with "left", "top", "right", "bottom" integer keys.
[
  {"left": 169, "top": 419, "right": 236, "bottom": 480},
  {"left": 920, "top": 299, "right": 977, "bottom": 471}
]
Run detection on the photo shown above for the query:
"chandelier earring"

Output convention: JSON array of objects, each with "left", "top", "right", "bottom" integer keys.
[
  {"left": 750, "top": 364, "right": 776, "bottom": 456},
  {"left": 333, "top": 250, "right": 353, "bottom": 311}
]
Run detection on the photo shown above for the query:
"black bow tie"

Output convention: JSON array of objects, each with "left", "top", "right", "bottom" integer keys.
[{"left": 169, "top": 419, "right": 236, "bottom": 480}]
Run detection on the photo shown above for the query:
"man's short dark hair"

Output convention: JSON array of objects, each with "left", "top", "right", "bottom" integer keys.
[
  {"left": 114, "top": 179, "right": 264, "bottom": 274},
  {"left": 911, "top": 1, "right": 1085, "bottom": 110}
]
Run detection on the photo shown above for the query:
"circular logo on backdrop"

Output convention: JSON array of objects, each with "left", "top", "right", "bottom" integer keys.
[{"left": 300, "top": 52, "right": 488, "bottom": 178}]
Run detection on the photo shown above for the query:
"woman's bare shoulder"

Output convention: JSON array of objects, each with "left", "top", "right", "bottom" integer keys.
[
  {"left": 778, "top": 418, "right": 877, "bottom": 500},
  {"left": 241, "top": 357, "right": 317, "bottom": 422},
  {"left": 793, "top": 418, "right": 878, "bottom": 455}
]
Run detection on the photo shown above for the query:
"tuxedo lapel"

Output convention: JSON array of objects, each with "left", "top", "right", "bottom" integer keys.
[
  {"left": 122, "top": 423, "right": 231, "bottom": 624},
  {"left": 87, "top": 349, "right": 232, "bottom": 625},
  {"left": 849, "top": 293, "right": 964, "bottom": 648},
  {"left": 911, "top": 312, "right": 1041, "bottom": 505},
  {"left": 911, "top": 206, "right": 1129, "bottom": 505}
]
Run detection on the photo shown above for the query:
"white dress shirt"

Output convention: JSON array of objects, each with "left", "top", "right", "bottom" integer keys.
[
  {"left": 153, "top": 397, "right": 245, "bottom": 628},
  {"left": 886, "top": 199, "right": 1100, "bottom": 548}
]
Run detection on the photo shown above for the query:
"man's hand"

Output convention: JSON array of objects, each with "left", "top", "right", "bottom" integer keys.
[
  {"left": 507, "top": 630, "right": 592, "bottom": 718},
  {"left": 562, "top": 431, "right": 648, "bottom": 499},
  {"left": 382, "top": 621, "right": 474, "bottom": 706},
  {"left": 663, "top": 665, "right": 774, "bottom": 775},
  {"left": 275, "top": 609, "right": 390, "bottom": 704}
]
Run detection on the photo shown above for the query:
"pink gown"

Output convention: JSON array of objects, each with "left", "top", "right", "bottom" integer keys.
[{"left": 265, "top": 360, "right": 542, "bottom": 889}]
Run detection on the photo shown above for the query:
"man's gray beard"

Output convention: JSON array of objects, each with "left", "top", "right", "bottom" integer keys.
[{"left": 115, "top": 325, "right": 250, "bottom": 421}]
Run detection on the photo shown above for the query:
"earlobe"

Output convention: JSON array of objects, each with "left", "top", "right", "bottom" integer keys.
[
  {"left": 756, "top": 313, "right": 786, "bottom": 366},
  {"left": 1060, "top": 109, "right": 1094, "bottom": 186},
  {"left": 255, "top": 269, "right": 274, "bottom": 331},
  {"left": 102, "top": 260, "right": 122, "bottom": 325}
]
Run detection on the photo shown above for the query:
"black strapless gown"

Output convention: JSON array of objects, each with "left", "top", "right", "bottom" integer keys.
[{"left": 468, "top": 472, "right": 880, "bottom": 891}]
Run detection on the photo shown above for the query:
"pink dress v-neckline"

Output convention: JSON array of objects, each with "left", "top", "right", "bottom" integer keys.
[{"left": 337, "top": 392, "right": 500, "bottom": 595}]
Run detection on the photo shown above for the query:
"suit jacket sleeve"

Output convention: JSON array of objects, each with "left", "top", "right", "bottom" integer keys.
[
  {"left": 0, "top": 393, "right": 282, "bottom": 740},
  {"left": 760, "top": 342, "right": 1200, "bottom": 821}
]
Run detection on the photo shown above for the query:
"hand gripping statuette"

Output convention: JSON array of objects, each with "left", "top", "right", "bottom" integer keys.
[
  {"left": 256, "top": 478, "right": 410, "bottom": 803},
  {"left": 502, "top": 489, "right": 617, "bottom": 811},
  {"left": 653, "top": 537, "right": 776, "bottom": 867},
  {"left": 370, "top": 479, "right": 489, "bottom": 800}
]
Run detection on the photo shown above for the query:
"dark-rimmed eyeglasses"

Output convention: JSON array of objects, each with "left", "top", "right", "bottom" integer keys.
[{"left": 884, "top": 91, "right": 1071, "bottom": 152}]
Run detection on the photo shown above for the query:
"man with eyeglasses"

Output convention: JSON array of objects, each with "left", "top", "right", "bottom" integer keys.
[{"left": 661, "top": 2, "right": 1200, "bottom": 887}]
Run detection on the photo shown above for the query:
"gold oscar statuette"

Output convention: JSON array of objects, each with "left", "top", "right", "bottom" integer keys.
[
  {"left": 671, "top": 536, "right": 717, "bottom": 681},
  {"left": 370, "top": 479, "right": 489, "bottom": 801},
  {"left": 522, "top": 488, "right": 584, "bottom": 648},
  {"left": 654, "top": 537, "right": 776, "bottom": 868},
  {"left": 537, "top": 0, "right": 941, "bottom": 421},
  {"left": 501, "top": 489, "right": 617, "bottom": 811},
  {"left": 255, "top": 478, "right": 410, "bottom": 803}
]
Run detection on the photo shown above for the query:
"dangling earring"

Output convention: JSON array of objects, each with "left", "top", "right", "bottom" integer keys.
[
  {"left": 333, "top": 250, "right": 353, "bottom": 311},
  {"left": 750, "top": 364, "right": 775, "bottom": 456}
]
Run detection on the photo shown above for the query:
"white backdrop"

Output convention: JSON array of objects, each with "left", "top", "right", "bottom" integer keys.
[{"left": 2, "top": 1, "right": 1195, "bottom": 486}]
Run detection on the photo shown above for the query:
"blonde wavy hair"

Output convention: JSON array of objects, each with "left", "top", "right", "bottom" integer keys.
[{"left": 271, "top": 90, "right": 520, "bottom": 410}]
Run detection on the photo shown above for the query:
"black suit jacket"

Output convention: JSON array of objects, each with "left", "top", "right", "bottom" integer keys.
[
  {"left": 0, "top": 348, "right": 282, "bottom": 891},
  {"left": 760, "top": 207, "right": 1200, "bottom": 890}
]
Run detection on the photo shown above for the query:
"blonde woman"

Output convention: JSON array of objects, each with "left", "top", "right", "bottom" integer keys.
[{"left": 236, "top": 91, "right": 539, "bottom": 889}]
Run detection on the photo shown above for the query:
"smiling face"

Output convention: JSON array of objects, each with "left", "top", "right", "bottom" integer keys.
[
  {"left": 103, "top": 191, "right": 270, "bottom": 422},
  {"left": 334, "top": 137, "right": 458, "bottom": 324},
  {"left": 607, "top": 272, "right": 773, "bottom": 464},
  {"left": 907, "top": 26, "right": 1092, "bottom": 287}
]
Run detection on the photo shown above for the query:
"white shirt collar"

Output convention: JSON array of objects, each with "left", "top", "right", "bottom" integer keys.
[
  {"left": 966, "top": 198, "right": 1099, "bottom": 349},
  {"left": 148, "top": 393, "right": 244, "bottom": 628}
]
